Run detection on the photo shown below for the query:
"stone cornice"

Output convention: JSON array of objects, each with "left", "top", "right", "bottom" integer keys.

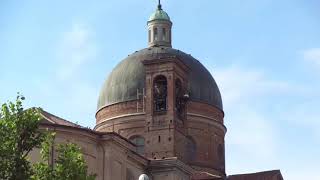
[
  {"left": 187, "top": 113, "right": 227, "bottom": 133},
  {"left": 148, "top": 157, "right": 194, "bottom": 175},
  {"left": 94, "top": 113, "right": 146, "bottom": 130}
]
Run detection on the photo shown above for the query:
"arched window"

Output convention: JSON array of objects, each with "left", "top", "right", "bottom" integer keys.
[
  {"left": 153, "top": 75, "right": 167, "bottom": 112},
  {"left": 186, "top": 136, "right": 197, "bottom": 162},
  {"left": 129, "top": 136, "right": 145, "bottom": 155},
  {"left": 162, "top": 28, "right": 166, "bottom": 41},
  {"left": 154, "top": 27, "right": 158, "bottom": 41}
]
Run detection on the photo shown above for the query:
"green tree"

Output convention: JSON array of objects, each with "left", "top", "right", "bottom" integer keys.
[
  {"left": 54, "top": 143, "right": 96, "bottom": 180},
  {"left": 32, "top": 136, "right": 96, "bottom": 180},
  {"left": 0, "top": 94, "right": 45, "bottom": 180},
  {"left": 0, "top": 95, "right": 95, "bottom": 180}
]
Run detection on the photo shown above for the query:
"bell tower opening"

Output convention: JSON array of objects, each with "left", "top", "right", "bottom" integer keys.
[{"left": 153, "top": 75, "right": 167, "bottom": 112}]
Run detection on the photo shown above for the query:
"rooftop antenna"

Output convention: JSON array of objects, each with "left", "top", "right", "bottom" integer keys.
[{"left": 158, "top": 0, "right": 162, "bottom": 10}]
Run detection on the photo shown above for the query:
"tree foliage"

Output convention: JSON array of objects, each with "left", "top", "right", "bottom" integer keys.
[
  {"left": 0, "top": 95, "right": 95, "bottom": 180},
  {"left": 0, "top": 94, "right": 45, "bottom": 180},
  {"left": 32, "top": 135, "right": 96, "bottom": 180}
]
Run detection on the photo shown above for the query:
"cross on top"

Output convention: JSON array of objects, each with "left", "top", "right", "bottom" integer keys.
[{"left": 158, "top": 0, "right": 162, "bottom": 10}]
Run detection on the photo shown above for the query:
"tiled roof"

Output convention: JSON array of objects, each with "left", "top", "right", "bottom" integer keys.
[
  {"left": 192, "top": 171, "right": 223, "bottom": 180},
  {"left": 228, "top": 170, "right": 283, "bottom": 180},
  {"left": 39, "top": 109, "right": 82, "bottom": 128},
  {"left": 38, "top": 108, "right": 140, "bottom": 148}
]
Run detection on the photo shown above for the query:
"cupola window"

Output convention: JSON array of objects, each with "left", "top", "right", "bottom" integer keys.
[
  {"left": 154, "top": 27, "right": 158, "bottom": 41},
  {"left": 162, "top": 28, "right": 166, "bottom": 41},
  {"left": 153, "top": 75, "right": 167, "bottom": 112}
]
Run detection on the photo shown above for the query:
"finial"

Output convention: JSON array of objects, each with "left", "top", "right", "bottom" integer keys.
[{"left": 158, "top": 0, "right": 162, "bottom": 10}]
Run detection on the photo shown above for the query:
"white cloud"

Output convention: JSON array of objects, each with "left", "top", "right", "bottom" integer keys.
[
  {"left": 34, "top": 80, "right": 98, "bottom": 127},
  {"left": 212, "top": 64, "right": 281, "bottom": 160},
  {"left": 211, "top": 64, "right": 288, "bottom": 175},
  {"left": 56, "top": 23, "right": 97, "bottom": 80},
  {"left": 280, "top": 101, "right": 320, "bottom": 140},
  {"left": 213, "top": 64, "right": 292, "bottom": 108},
  {"left": 211, "top": 63, "right": 320, "bottom": 178},
  {"left": 303, "top": 48, "right": 320, "bottom": 67},
  {"left": 226, "top": 106, "right": 276, "bottom": 157},
  {"left": 284, "top": 169, "right": 320, "bottom": 180},
  {"left": 31, "top": 22, "right": 100, "bottom": 128},
  {"left": 300, "top": 48, "right": 320, "bottom": 138}
]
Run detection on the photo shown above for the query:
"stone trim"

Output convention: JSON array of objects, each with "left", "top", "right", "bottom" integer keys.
[
  {"left": 148, "top": 157, "right": 194, "bottom": 175},
  {"left": 187, "top": 113, "right": 227, "bottom": 133},
  {"left": 94, "top": 113, "right": 145, "bottom": 130}
]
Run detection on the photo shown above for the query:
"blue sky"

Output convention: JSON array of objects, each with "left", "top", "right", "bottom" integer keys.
[{"left": 1, "top": 0, "right": 319, "bottom": 179}]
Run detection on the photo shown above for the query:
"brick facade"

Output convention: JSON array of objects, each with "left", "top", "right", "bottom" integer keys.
[{"left": 95, "top": 56, "right": 227, "bottom": 178}]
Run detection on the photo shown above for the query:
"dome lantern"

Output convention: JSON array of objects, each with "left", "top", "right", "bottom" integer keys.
[{"left": 147, "top": 0, "right": 172, "bottom": 47}]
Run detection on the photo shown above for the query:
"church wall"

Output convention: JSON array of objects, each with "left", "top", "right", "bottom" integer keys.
[
  {"left": 94, "top": 113, "right": 147, "bottom": 152},
  {"left": 152, "top": 171, "right": 189, "bottom": 180},
  {"left": 32, "top": 124, "right": 148, "bottom": 180},
  {"left": 96, "top": 100, "right": 144, "bottom": 124},
  {"left": 103, "top": 140, "right": 147, "bottom": 180},
  {"left": 48, "top": 128, "right": 103, "bottom": 179},
  {"left": 145, "top": 125, "right": 175, "bottom": 159},
  {"left": 93, "top": 96, "right": 227, "bottom": 176},
  {"left": 96, "top": 111, "right": 145, "bottom": 130},
  {"left": 173, "top": 129, "right": 188, "bottom": 161},
  {"left": 186, "top": 116, "right": 226, "bottom": 176},
  {"left": 187, "top": 101, "right": 224, "bottom": 124},
  {"left": 149, "top": 159, "right": 193, "bottom": 180}
]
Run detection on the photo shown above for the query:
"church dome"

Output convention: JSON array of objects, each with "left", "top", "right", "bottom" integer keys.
[{"left": 97, "top": 46, "right": 223, "bottom": 112}]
